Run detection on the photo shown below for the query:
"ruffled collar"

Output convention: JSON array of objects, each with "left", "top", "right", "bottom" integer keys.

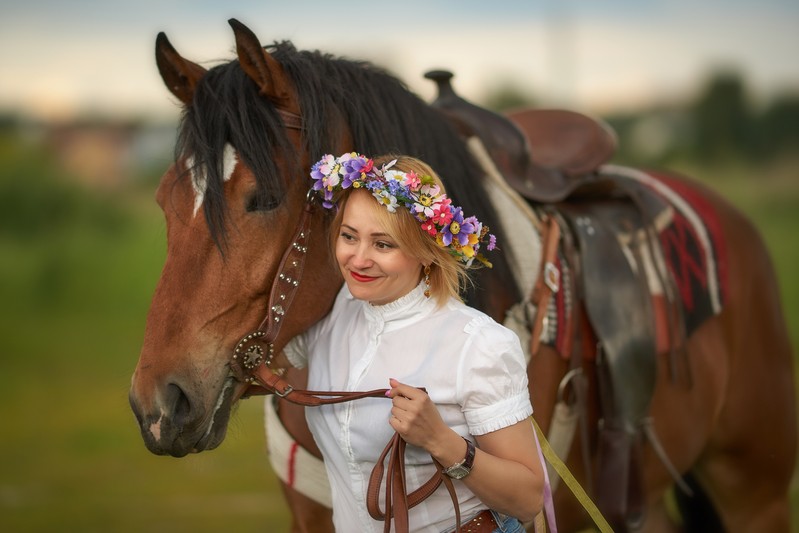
[{"left": 355, "top": 281, "right": 434, "bottom": 325}]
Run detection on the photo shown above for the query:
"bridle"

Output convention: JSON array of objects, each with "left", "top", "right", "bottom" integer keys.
[{"left": 224, "top": 107, "right": 466, "bottom": 533}]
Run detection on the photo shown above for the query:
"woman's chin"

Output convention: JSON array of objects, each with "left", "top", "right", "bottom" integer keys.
[{"left": 345, "top": 279, "right": 381, "bottom": 303}]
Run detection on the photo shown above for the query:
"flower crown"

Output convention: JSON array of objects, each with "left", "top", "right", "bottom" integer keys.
[{"left": 310, "top": 152, "right": 496, "bottom": 267}]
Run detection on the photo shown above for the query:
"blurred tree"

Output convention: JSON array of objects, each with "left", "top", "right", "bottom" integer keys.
[
  {"left": 757, "top": 93, "right": 799, "bottom": 160},
  {"left": 689, "top": 70, "right": 754, "bottom": 162},
  {"left": 0, "top": 111, "right": 21, "bottom": 132},
  {"left": 481, "top": 82, "right": 537, "bottom": 113}
]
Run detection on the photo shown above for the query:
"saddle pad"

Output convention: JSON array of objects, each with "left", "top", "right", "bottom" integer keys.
[
  {"left": 541, "top": 166, "right": 727, "bottom": 358},
  {"left": 612, "top": 166, "right": 728, "bottom": 335}
]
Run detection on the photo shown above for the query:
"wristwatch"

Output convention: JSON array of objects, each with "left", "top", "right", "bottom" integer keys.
[{"left": 443, "top": 437, "right": 476, "bottom": 480}]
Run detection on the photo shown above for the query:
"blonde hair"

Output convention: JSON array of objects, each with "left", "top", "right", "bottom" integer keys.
[{"left": 329, "top": 154, "right": 471, "bottom": 306}]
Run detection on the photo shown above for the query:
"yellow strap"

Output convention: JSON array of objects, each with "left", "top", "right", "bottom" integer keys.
[{"left": 533, "top": 418, "right": 614, "bottom": 533}]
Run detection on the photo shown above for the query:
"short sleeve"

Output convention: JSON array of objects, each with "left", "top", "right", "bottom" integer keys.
[{"left": 458, "top": 320, "right": 533, "bottom": 435}]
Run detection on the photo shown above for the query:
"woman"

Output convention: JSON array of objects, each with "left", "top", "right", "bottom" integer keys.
[{"left": 279, "top": 153, "right": 544, "bottom": 532}]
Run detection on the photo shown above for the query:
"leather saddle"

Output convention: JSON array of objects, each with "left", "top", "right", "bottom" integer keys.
[
  {"left": 426, "top": 71, "right": 671, "bottom": 531},
  {"left": 424, "top": 70, "right": 617, "bottom": 202}
]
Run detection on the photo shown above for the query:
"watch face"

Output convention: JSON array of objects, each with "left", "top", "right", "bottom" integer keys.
[{"left": 446, "top": 465, "right": 470, "bottom": 479}]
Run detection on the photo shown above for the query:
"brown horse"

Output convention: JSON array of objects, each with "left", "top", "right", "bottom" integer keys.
[{"left": 129, "top": 19, "right": 796, "bottom": 532}]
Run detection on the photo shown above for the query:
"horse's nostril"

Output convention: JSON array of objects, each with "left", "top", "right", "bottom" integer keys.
[{"left": 165, "top": 382, "right": 192, "bottom": 426}]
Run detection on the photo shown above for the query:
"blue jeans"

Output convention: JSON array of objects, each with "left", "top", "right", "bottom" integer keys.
[{"left": 489, "top": 510, "right": 525, "bottom": 533}]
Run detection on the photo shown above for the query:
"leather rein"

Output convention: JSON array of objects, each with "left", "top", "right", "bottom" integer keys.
[{"left": 227, "top": 108, "right": 464, "bottom": 533}]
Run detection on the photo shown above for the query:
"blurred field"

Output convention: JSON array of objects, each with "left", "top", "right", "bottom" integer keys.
[{"left": 0, "top": 129, "right": 796, "bottom": 532}]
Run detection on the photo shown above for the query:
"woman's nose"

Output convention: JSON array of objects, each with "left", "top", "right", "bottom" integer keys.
[{"left": 351, "top": 245, "right": 373, "bottom": 268}]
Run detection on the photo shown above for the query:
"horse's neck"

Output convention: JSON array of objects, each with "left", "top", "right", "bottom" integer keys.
[{"left": 467, "top": 137, "right": 543, "bottom": 299}]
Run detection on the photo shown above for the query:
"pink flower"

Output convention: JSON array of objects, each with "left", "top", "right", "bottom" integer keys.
[
  {"left": 404, "top": 171, "right": 421, "bottom": 189},
  {"left": 421, "top": 219, "right": 438, "bottom": 236},
  {"left": 432, "top": 204, "right": 453, "bottom": 226}
]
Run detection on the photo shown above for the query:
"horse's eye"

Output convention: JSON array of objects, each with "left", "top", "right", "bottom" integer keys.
[{"left": 246, "top": 192, "right": 281, "bottom": 212}]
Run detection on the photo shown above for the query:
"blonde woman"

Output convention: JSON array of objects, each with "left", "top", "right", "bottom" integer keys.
[{"left": 279, "top": 153, "right": 544, "bottom": 532}]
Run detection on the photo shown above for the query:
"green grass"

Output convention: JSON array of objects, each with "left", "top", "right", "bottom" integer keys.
[
  {"left": 0, "top": 138, "right": 289, "bottom": 532},
  {"left": 0, "top": 134, "right": 796, "bottom": 532}
]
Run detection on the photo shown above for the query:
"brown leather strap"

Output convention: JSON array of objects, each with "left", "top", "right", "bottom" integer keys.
[
  {"left": 366, "top": 434, "right": 463, "bottom": 533},
  {"left": 530, "top": 214, "right": 561, "bottom": 356},
  {"left": 245, "top": 365, "right": 461, "bottom": 533},
  {"left": 231, "top": 197, "right": 315, "bottom": 384},
  {"left": 245, "top": 367, "right": 389, "bottom": 406},
  {"left": 259, "top": 198, "right": 315, "bottom": 337},
  {"left": 248, "top": 366, "right": 456, "bottom": 532}
]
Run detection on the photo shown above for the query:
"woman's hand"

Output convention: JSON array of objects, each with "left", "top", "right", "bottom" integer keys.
[
  {"left": 386, "top": 378, "right": 544, "bottom": 522},
  {"left": 386, "top": 378, "right": 452, "bottom": 453}
]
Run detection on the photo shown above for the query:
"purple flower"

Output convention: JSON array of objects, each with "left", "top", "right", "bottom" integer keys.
[
  {"left": 341, "top": 155, "right": 373, "bottom": 188},
  {"left": 441, "top": 207, "right": 476, "bottom": 247}
]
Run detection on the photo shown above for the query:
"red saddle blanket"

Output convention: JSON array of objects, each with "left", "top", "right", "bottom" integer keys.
[{"left": 548, "top": 167, "right": 728, "bottom": 358}]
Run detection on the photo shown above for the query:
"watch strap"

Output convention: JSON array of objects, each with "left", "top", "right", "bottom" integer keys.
[
  {"left": 444, "top": 437, "right": 475, "bottom": 477},
  {"left": 461, "top": 437, "right": 476, "bottom": 470}
]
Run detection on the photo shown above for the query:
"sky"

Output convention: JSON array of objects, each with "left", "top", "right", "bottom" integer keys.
[{"left": 1, "top": 0, "right": 797, "bottom": 121}]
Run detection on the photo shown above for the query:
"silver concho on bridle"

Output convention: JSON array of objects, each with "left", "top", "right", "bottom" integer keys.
[{"left": 233, "top": 331, "right": 273, "bottom": 376}]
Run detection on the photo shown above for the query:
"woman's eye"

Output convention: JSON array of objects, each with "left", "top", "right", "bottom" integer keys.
[
  {"left": 375, "top": 241, "right": 394, "bottom": 250},
  {"left": 340, "top": 232, "right": 355, "bottom": 241}
]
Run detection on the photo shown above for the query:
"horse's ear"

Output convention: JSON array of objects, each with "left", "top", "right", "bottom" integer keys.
[
  {"left": 229, "top": 18, "right": 296, "bottom": 110},
  {"left": 155, "top": 31, "right": 207, "bottom": 106}
]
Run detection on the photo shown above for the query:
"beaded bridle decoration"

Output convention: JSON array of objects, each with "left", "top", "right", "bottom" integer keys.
[{"left": 230, "top": 186, "right": 313, "bottom": 392}]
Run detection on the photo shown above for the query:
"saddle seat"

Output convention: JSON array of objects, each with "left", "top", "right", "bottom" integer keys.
[
  {"left": 506, "top": 108, "right": 618, "bottom": 200},
  {"left": 424, "top": 70, "right": 617, "bottom": 203}
]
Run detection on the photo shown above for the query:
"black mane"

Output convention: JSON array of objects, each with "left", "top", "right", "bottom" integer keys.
[{"left": 176, "top": 40, "right": 520, "bottom": 309}]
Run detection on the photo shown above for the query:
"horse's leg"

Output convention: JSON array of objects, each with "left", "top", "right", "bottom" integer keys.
[
  {"left": 636, "top": 316, "right": 729, "bottom": 532},
  {"left": 272, "top": 367, "right": 334, "bottom": 533},
  {"left": 685, "top": 197, "right": 796, "bottom": 532}
]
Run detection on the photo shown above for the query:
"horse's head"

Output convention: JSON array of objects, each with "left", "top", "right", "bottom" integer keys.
[
  {"left": 129, "top": 20, "right": 343, "bottom": 456},
  {"left": 131, "top": 18, "right": 521, "bottom": 457}
]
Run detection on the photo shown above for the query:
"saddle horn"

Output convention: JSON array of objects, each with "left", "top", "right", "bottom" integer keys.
[
  {"left": 228, "top": 18, "right": 297, "bottom": 111},
  {"left": 155, "top": 31, "right": 207, "bottom": 105}
]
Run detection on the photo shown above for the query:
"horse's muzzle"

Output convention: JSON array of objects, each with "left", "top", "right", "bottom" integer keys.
[{"left": 128, "top": 379, "right": 234, "bottom": 457}]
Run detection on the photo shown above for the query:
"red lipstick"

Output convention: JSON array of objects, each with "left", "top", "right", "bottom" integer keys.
[{"left": 350, "top": 271, "right": 377, "bottom": 282}]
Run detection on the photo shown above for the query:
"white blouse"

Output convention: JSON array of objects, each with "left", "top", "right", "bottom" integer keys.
[{"left": 284, "top": 282, "right": 533, "bottom": 532}]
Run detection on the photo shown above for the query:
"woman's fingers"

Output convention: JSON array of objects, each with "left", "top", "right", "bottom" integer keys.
[{"left": 387, "top": 378, "right": 421, "bottom": 400}]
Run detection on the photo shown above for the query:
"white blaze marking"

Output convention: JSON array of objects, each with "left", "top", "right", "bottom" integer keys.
[
  {"left": 190, "top": 143, "right": 238, "bottom": 217},
  {"left": 149, "top": 413, "right": 164, "bottom": 442}
]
